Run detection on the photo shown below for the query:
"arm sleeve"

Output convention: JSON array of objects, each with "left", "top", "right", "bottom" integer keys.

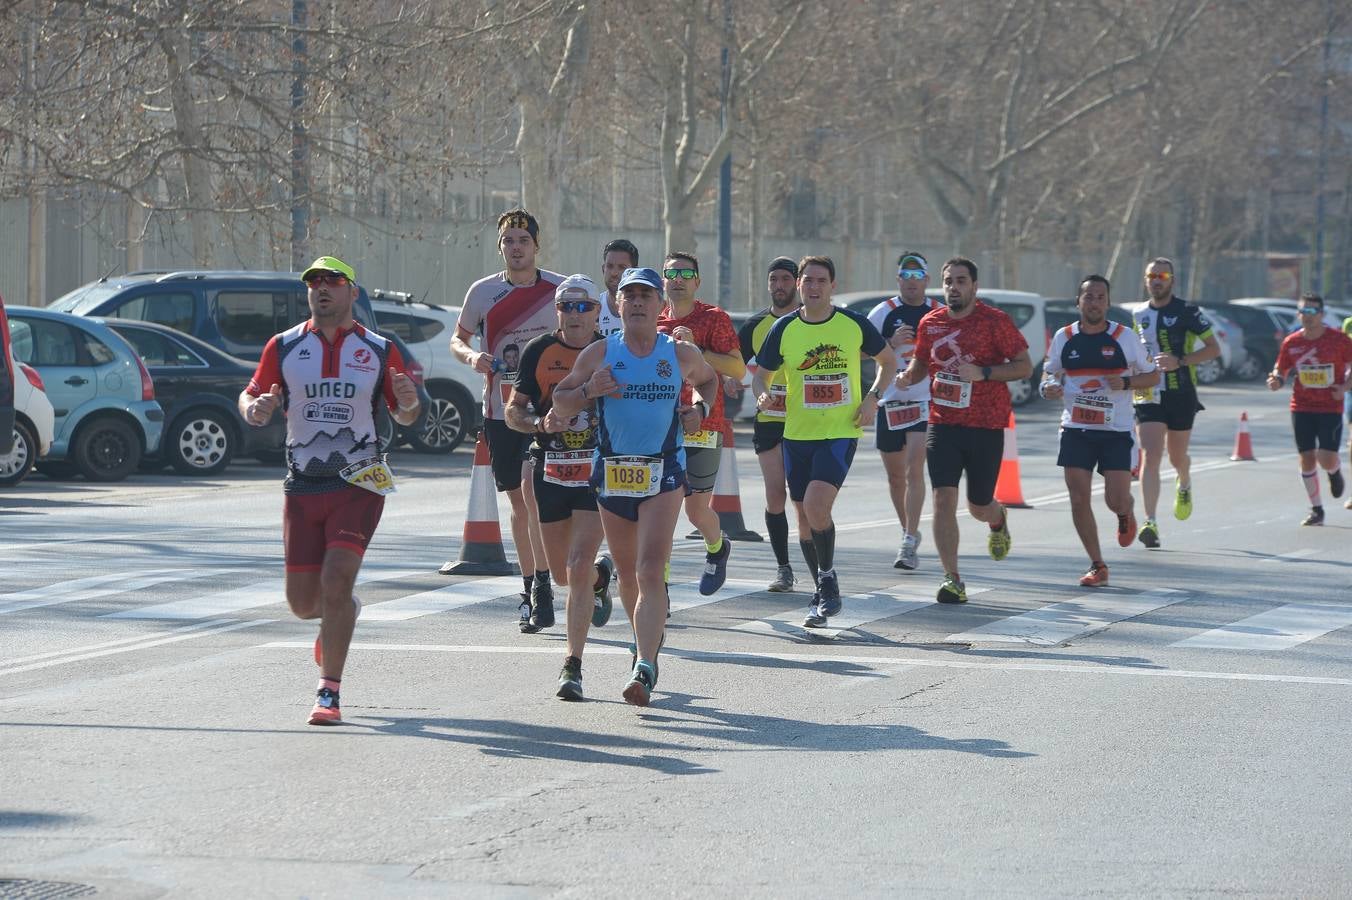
[
  {"left": 245, "top": 336, "right": 282, "bottom": 396},
  {"left": 381, "top": 342, "right": 410, "bottom": 410}
]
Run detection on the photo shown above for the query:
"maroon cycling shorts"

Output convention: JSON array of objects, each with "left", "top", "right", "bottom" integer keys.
[{"left": 282, "top": 486, "right": 386, "bottom": 571}]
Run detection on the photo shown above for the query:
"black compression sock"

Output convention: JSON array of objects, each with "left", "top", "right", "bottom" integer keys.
[
  {"left": 799, "top": 539, "right": 820, "bottom": 587},
  {"left": 765, "top": 511, "right": 790, "bottom": 566},
  {"left": 811, "top": 524, "right": 836, "bottom": 573}
]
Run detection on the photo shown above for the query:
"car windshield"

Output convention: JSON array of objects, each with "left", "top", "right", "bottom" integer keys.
[{"left": 48, "top": 283, "right": 123, "bottom": 314}]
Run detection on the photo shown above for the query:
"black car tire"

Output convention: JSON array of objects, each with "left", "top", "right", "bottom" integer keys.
[
  {"left": 168, "top": 407, "right": 236, "bottom": 476},
  {"left": 72, "top": 416, "right": 142, "bottom": 482},
  {"left": 409, "top": 385, "right": 472, "bottom": 454},
  {"left": 0, "top": 420, "right": 37, "bottom": 487},
  {"left": 1009, "top": 375, "right": 1035, "bottom": 406}
]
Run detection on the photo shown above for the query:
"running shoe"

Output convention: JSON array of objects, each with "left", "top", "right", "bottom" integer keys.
[
  {"left": 802, "top": 593, "right": 826, "bottom": 628},
  {"left": 1116, "top": 513, "right": 1137, "bottom": 548},
  {"left": 592, "top": 554, "right": 614, "bottom": 627},
  {"left": 1079, "top": 562, "right": 1109, "bottom": 587},
  {"left": 895, "top": 533, "right": 920, "bottom": 571},
  {"left": 557, "top": 656, "right": 584, "bottom": 701},
  {"left": 699, "top": 536, "right": 732, "bottom": 596},
  {"left": 1330, "top": 470, "right": 1345, "bottom": 499},
  {"left": 936, "top": 574, "right": 967, "bottom": 604},
  {"left": 767, "top": 564, "right": 796, "bottom": 593},
  {"left": 1345, "top": 495, "right": 1352, "bottom": 510},
  {"left": 522, "top": 578, "right": 555, "bottom": 633},
  {"left": 1137, "top": 520, "right": 1160, "bottom": 549},
  {"left": 987, "top": 513, "right": 1011, "bottom": 561},
  {"left": 817, "top": 572, "right": 842, "bottom": 617},
  {"left": 517, "top": 593, "right": 531, "bottom": 632},
  {"left": 1173, "top": 483, "right": 1193, "bottom": 521},
  {"left": 307, "top": 686, "right": 342, "bottom": 726},
  {"left": 314, "top": 595, "right": 362, "bottom": 667},
  {"left": 623, "top": 659, "right": 657, "bottom": 707},
  {"left": 1302, "top": 506, "right": 1325, "bottom": 526}
]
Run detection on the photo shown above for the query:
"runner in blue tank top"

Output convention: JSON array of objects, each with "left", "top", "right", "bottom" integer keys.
[{"left": 552, "top": 267, "right": 718, "bottom": 707}]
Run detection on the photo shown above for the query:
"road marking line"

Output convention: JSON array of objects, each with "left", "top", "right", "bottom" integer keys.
[
  {"left": 1, "top": 619, "right": 236, "bottom": 667},
  {"left": 0, "top": 569, "right": 234, "bottom": 617},
  {"left": 256, "top": 641, "right": 1352, "bottom": 686},
  {"left": 733, "top": 585, "right": 991, "bottom": 639},
  {"left": 0, "top": 619, "right": 272, "bottom": 677},
  {"left": 667, "top": 579, "right": 766, "bottom": 613},
  {"left": 1172, "top": 603, "right": 1352, "bottom": 651},
  {"left": 104, "top": 569, "right": 424, "bottom": 620},
  {"left": 361, "top": 576, "right": 523, "bottom": 622},
  {"left": 945, "top": 588, "right": 1189, "bottom": 645}
]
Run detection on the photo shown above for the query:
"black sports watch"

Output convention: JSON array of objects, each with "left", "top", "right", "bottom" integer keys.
[{"left": 981, "top": 366, "right": 993, "bottom": 381}]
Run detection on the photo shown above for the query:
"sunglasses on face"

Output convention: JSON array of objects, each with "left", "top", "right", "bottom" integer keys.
[
  {"left": 1146, "top": 272, "right": 1173, "bottom": 282},
  {"left": 305, "top": 272, "right": 349, "bottom": 287},
  {"left": 898, "top": 269, "right": 927, "bottom": 281},
  {"left": 1299, "top": 307, "right": 1322, "bottom": 316},
  {"left": 556, "top": 300, "right": 598, "bottom": 313},
  {"left": 663, "top": 267, "right": 698, "bottom": 280}
]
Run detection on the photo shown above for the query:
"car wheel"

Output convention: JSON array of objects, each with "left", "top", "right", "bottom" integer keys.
[
  {"left": 72, "top": 416, "right": 142, "bottom": 482},
  {"left": 168, "top": 408, "right": 236, "bottom": 476},
  {"left": 1008, "top": 376, "right": 1035, "bottom": 406},
  {"left": 1195, "top": 358, "right": 1223, "bottom": 385},
  {"left": 0, "top": 421, "right": 37, "bottom": 487},
  {"left": 409, "top": 386, "right": 471, "bottom": 454},
  {"left": 1234, "top": 354, "right": 1263, "bottom": 381}
]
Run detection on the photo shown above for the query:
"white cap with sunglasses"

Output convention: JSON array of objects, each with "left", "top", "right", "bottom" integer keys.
[{"left": 555, "top": 274, "right": 599, "bottom": 306}]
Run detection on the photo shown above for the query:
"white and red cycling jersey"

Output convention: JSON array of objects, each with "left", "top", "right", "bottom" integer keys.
[{"left": 246, "top": 321, "right": 410, "bottom": 494}]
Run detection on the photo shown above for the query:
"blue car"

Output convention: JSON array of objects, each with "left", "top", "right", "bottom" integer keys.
[{"left": 6, "top": 307, "right": 164, "bottom": 482}]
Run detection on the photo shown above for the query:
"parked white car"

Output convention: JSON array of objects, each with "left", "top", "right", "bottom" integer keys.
[
  {"left": 1230, "top": 297, "right": 1352, "bottom": 332},
  {"left": 370, "top": 292, "right": 482, "bottom": 453},
  {"left": 0, "top": 345, "right": 55, "bottom": 486}
]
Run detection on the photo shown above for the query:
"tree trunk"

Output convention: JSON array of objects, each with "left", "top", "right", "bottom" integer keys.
[{"left": 161, "top": 31, "right": 215, "bottom": 267}]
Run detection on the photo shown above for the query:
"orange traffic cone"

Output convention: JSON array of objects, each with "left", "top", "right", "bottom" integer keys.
[
  {"left": 687, "top": 424, "right": 764, "bottom": 541},
  {"left": 1230, "top": 411, "right": 1257, "bottom": 461},
  {"left": 994, "top": 411, "right": 1032, "bottom": 509},
  {"left": 439, "top": 432, "right": 517, "bottom": 575}
]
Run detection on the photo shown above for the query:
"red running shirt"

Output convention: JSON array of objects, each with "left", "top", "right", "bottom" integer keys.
[
  {"left": 657, "top": 299, "right": 740, "bottom": 432},
  {"left": 1275, "top": 328, "right": 1352, "bottom": 413},
  {"left": 912, "top": 301, "right": 1029, "bottom": 430}
]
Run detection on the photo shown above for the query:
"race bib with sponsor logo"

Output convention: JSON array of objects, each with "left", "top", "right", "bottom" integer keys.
[
  {"left": 683, "top": 429, "right": 721, "bottom": 450},
  {"left": 340, "top": 455, "right": 396, "bottom": 496},
  {"left": 931, "top": 372, "right": 972, "bottom": 409},
  {"left": 1298, "top": 364, "right": 1334, "bottom": 388},
  {"left": 802, "top": 373, "right": 850, "bottom": 409},
  {"left": 542, "top": 450, "right": 593, "bottom": 488},
  {"left": 1070, "top": 394, "right": 1114, "bottom": 427},
  {"left": 763, "top": 384, "right": 787, "bottom": 418},
  {"left": 883, "top": 399, "right": 926, "bottom": 430},
  {"left": 602, "top": 455, "right": 662, "bottom": 498}
]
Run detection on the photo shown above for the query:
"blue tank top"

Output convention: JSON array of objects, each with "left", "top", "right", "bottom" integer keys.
[{"left": 596, "top": 332, "right": 685, "bottom": 466}]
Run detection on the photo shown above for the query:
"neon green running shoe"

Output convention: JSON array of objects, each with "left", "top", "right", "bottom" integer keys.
[
  {"left": 936, "top": 574, "right": 967, "bottom": 604},
  {"left": 1174, "top": 483, "right": 1193, "bottom": 521},
  {"left": 987, "top": 512, "right": 1011, "bottom": 561}
]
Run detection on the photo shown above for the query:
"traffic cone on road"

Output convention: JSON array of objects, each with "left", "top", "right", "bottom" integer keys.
[
  {"left": 1230, "top": 411, "right": 1257, "bottom": 461},
  {"left": 994, "top": 411, "right": 1033, "bottom": 509},
  {"left": 687, "top": 424, "right": 764, "bottom": 541},
  {"left": 439, "top": 432, "right": 517, "bottom": 575}
]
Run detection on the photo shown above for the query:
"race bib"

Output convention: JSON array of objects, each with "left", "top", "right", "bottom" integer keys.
[
  {"left": 340, "top": 455, "right": 396, "bottom": 496},
  {"left": 883, "top": 400, "right": 925, "bottom": 430},
  {"left": 932, "top": 372, "right": 972, "bottom": 409},
  {"left": 802, "top": 373, "right": 850, "bottom": 409},
  {"left": 763, "top": 384, "right": 787, "bottom": 418},
  {"left": 1070, "top": 394, "right": 1113, "bottom": 427},
  {"left": 1133, "top": 385, "right": 1159, "bottom": 405},
  {"left": 1298, "top": 364, "right": 1334, "bottom": 388},
  {"left": 542, "top": 450, "right": 593, "bottom": 488},
  {"left": 602, "top": 455, "right": 662, "bottom": 498},
  {"left": 684, "top": 429, "right": 721, "bottom": 450}
]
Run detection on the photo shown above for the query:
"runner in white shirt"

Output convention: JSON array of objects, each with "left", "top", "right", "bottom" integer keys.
[
  {"left": 597, "top": 238, "right": 639, "bottom": 337},
  {"left": 1041, "top": 275, "right": 1158, "bottom": 587}
]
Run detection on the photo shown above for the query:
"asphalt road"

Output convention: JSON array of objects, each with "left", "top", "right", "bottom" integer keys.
[{"left": 2, "top": 382, "right": 1350, "bottom": 898}]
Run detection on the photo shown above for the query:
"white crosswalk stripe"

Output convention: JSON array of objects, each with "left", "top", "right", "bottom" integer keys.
[
  {"left": 1171, "top": 603, "right": 1352, "bottom": 651},
  {"left": 0, "top": 569, "right": 234, "bottom": 617},
  {"left": 104, "top": 568, "right": 424, "bottom": 620},
  {"left": 945, "top": 588, "right": 1189, "bottom": 645},
  {"left": 361, "top": 576, "right": 523, "bottom": 622},
  {"left": 667, "top": 579, "right": 767, "bottom": 613}
]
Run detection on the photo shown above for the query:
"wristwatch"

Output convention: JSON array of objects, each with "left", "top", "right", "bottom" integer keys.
[
  {"left": 694, "top": 400, "right": 709, "bottom": 418},
  {"left": 868, "top": 387, "right": 882, "bottom": 400},
  {"left": 981, "top": 366, "right": 993, "bottom": 381},
  {"left": 530, "top": 415, "right": 542, "bottom": 431}
]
